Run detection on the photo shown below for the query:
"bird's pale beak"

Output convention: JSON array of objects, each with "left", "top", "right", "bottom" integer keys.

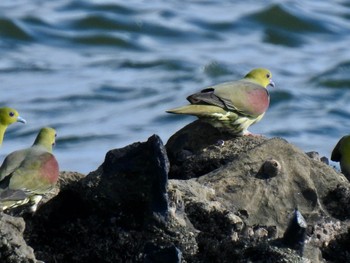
[
  {"left": 17, "top": 116, "right": 26, "bottom": 124},
  {"left": 269, "top": 79, "right": 275, "bottom": 88}
]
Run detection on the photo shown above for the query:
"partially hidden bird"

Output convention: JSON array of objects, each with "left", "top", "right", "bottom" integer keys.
[
  {"left": 166, "top": 68, "right": 275, "bottom": 135},
  {"left": 0, "top": 127, "right": 59, "bottom": 212},
  {"left": 0, "top": 107, "right": 26, "bottom": 146},
  {"left": 331, "top": 135, "right": 350, "bottom": 181}
]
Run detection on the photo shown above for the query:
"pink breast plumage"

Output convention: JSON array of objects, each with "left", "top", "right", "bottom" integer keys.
[
  {"left": 245, "top": 88, "right": 270, "bottom": 116},
  {"left": 40, "top": 154, "right": 59, "bottom": 184}
]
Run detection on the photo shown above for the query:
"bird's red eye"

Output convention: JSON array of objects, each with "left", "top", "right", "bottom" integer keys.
[{"left": 9, "top": 112, "right": 14, "bottom": 117}]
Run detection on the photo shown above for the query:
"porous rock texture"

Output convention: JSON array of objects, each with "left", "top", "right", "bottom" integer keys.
[
  {"left": 0, "top": 120, "right": 350, "bottom": 263},
  {"left": 0, "top": 213, "right": 38, "bottom": 263}
]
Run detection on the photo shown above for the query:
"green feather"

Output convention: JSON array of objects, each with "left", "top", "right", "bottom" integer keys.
[
  {"left": 331, "top": 135, "right": 350, "bottom": 179},
  {"left": 0, "top": 127, "right": 59, "bottom": 211},
  {"left": 167, "top": 68, "right": 274, "bottom": 135}
]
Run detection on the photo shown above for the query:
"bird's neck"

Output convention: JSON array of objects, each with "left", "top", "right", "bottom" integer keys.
[
  {"left": 244, "top": 77, "right": 267, "bottom": 88},
  {"left": 0, "top": 124, "right": 7, "bottom": 146},
  {"left": 33, "top": 141, "right": 53, "bottom": 153}
]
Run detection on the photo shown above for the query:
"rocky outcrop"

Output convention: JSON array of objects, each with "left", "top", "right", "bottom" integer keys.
[
  {"left": 0, "top": 213, "right": 38, "bottom": 263},
  {"left": 166, "top": 120, "right": 268, "bottom": 179},
  {"left": 1, "top": 120, "right": 350, "bottom": 262}
]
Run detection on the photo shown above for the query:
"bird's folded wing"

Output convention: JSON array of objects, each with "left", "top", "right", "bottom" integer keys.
[
  {"left": 187, "top": 88, "right": 226, "bottom": 107},
  {"left": 166, "top": 104, "right": 228, "bottom": 116},
  {"left": 0, "top": 188, "right": 28, "bottom": 202},
  {"left": 0, "top": 149, "right": 27, "bottom": 181},
  {"left": 9, "top": 152, "right": 57, "bottom": 194},
  {"left": 214, "top": 81, "right": 269, "bottom": 117},
  {"left": 186, "top": 81, "right": 269, "bottom": 117}
]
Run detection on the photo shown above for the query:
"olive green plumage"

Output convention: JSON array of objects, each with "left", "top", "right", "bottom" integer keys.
[
  {"left": 331, "top": 135, "right": 350, "bottom": 181},
  {"left": 167, "top": 68, "right": 274, "bottom": 135},
  {"left": 0, "top": 127, "right": 59, "bottom": 212},
  {"left": 0, "top": 107, "right": 26, "bottom": 146}
]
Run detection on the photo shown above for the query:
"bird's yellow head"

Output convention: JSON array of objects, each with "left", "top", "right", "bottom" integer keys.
[
  {"left": 244, "top": 68, "right": 275, "bottom": 88},
  {"left": 33, "top": 127, "right": 57, "bottom": 152},
  {"left": 0, "top": 107, "right": 26, "bottom": 126}
]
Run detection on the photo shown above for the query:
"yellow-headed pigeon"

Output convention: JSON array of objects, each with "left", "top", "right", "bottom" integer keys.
[
  {"left": 167, "top": 68, "right": 274, "bottom": 135},
  {"left": 0, "top": 107, "right": 26, "bottom": 145},
  {"left": 0, "top": 127, "right": 59, "bottom": 212}
]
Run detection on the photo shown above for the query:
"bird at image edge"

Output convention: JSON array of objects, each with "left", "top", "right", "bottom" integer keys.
[
  {"left": 0, "top": 127, "right": 59, "bottom": 212},
  {"left": 0, "top": 107, "right": 26, "bottom": 146},
  {"left": 331, "top": 135, "right": 350, "bottom": 181},
  {"left": 167, "top": 68, "right": 275, "bottom": 135}
]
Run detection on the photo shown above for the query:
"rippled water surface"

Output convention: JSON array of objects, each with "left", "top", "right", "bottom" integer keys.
[{"left": 1, "top": 0, "right": 350, "bottom": 173}]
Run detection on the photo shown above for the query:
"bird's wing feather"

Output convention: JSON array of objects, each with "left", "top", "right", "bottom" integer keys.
[
  {"left": 214, "top": 80, "right": 270, "bottom": 117},
  {"left": 187, "top": 80, "right": 269, "bottom": 117},
  {"left": 8, "top": 150, "right": 59, "bottom": 195},
  {"left": 166, "top": 104, "right": 228, "bottom": 116},
  {"left": 187, "top": 88, "right": 227, "bottom": 109},
  {"left": 0, "top": 149, "right": 28, "bottom": 181},
  {"left": 0, "top": 188, "right": 28, "bottom": 202}
]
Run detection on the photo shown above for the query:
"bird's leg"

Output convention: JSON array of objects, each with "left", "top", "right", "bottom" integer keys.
[
  {"left": 243, "top": 130, "right": 253, "bottom": 136},
  {"left": 29, "top": 195, "right": 43, "bottom": 213},
  {"left": 243, "top": 130, "right": 262, "bottom": 137}
]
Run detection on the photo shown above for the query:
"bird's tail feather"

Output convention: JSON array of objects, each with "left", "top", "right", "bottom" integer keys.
[{"left": 166, "top": 105, "right": 227, "bottom": 117}]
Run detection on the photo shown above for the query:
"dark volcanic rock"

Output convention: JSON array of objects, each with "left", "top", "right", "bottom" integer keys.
[
  {"left": 143, "top": 243, "right": 182, "bottom": 263},
  {"left": 323, "top": 184, "right": 350, "bottom": 220},
  {"left": 166, "top": 120, "right": 267, "bottom": 179},
  {"left": 23, "top": 134, "right": 198, "bottom": 263},
  {"left": 1, "top": 124, "right": 350, "bottom": 263},
  {"left": 0, "top": 213, "right": 37, "bottom": 263},
  {"left": 322, "top": 227, "right": 350, "bottom": 262},
  {"left": 81, "top": 134, "right": 169, "bottom": 225},
  {"left": 282, "top": 209, "right": 307, "bottom": 255}
]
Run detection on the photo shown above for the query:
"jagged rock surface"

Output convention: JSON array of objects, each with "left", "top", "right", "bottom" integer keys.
[
  {"left": 0, "top": 213, "right": 38, "bottom": 263},
  {"left": 166, "top": 120, "right": 268, "bottom": 179},
  {"left": 0, "top": 121, "right": 349, "bottom": 262}
]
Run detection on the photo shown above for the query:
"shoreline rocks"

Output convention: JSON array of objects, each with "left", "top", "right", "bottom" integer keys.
[{"left": 1, "top": 120, "right": 350, "bottom": 262}]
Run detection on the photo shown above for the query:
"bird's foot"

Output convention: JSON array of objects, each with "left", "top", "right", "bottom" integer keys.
[
  {"left": 28, "top": 195, "right": 43, "bottom": 213},
  {"left": 243, "top": 131, "right": 262, "bottom": 137}
]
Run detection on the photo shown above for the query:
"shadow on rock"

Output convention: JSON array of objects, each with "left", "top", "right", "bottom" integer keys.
[
  {"left": 23, "top": 135, "right": 192, "bottom": 263},
  {"left": 166, "top": 120, "right": 267, "bottom": 179}
]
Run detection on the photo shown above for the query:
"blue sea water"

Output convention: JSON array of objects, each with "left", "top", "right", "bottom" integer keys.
[{"left": 1, "top": 0, "right": 350, "bottom": 174}]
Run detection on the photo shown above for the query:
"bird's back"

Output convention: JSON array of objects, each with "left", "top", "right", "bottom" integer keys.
[{"left": 188, "top": 79, "right": 269, "bottom": 117}]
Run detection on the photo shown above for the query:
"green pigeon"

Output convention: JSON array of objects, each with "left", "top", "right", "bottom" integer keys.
[
  {"left": 331, "top": 135, "right": 350, "bottom": 180},
  {"left": 0, "top": 127, "right": 59, "bottom": 212},
  {"left": 0, "top": 107, "right": 26, "bottom": 146},
  {"left": 167, "top": 68, "right": 275, "bottom": 135}
]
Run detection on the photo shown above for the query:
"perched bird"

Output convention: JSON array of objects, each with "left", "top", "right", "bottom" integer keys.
[
  {"left": 331, "top": 135, "right": 350, "bottom": 180},
  {"left": 0, "top": 127, "right": 59, "bottom": 212},
  {"left": 0, "top": 107, "right": 26, "bottom": 146},
  {"left": 167, "top": 68, "right": 274, "bottom": 135}
]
